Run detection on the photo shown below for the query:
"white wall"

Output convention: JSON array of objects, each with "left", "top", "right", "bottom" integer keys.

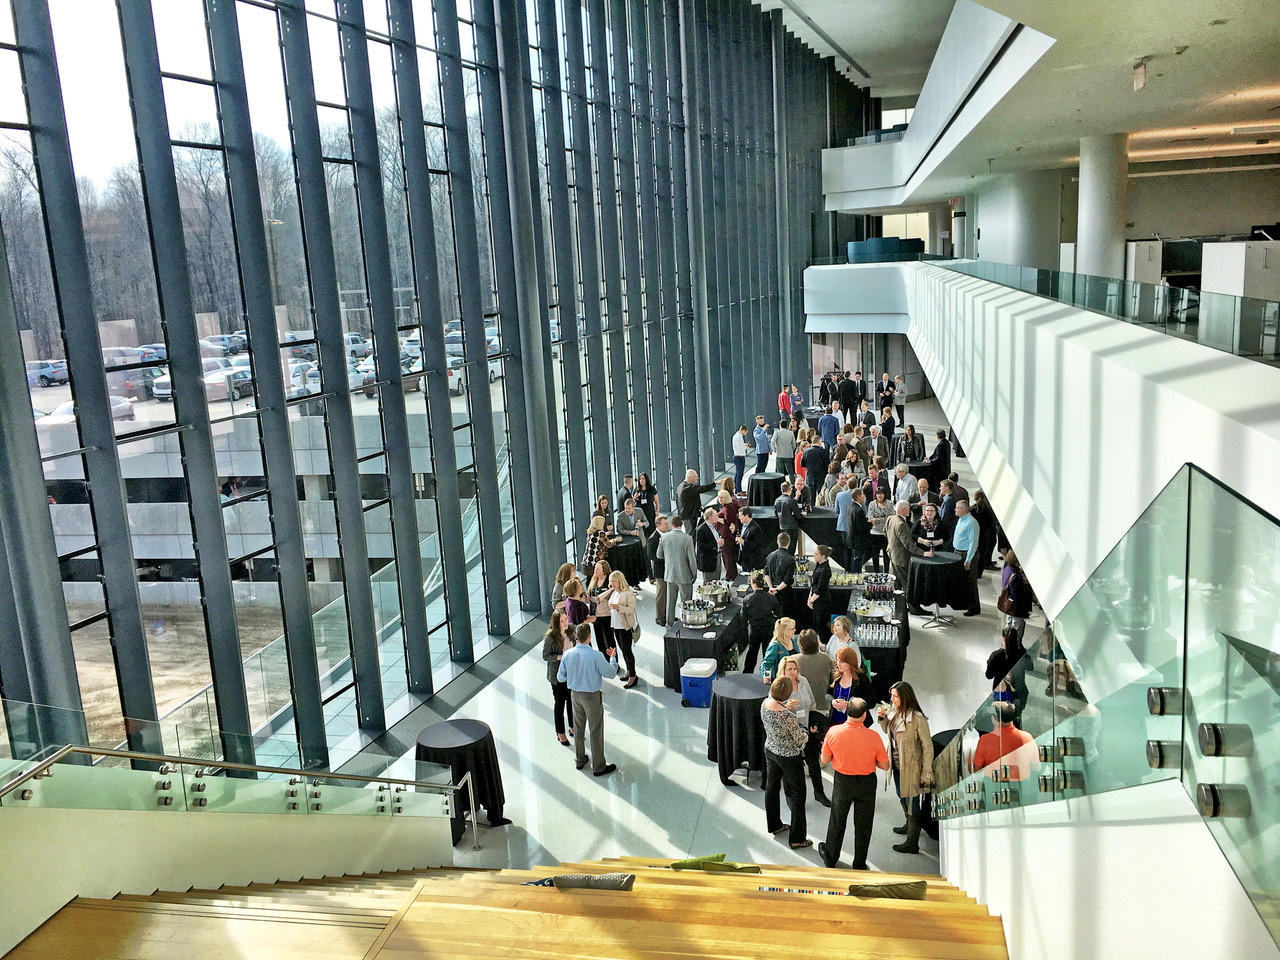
[
  {"left": 974, "top": 170, "right": 1064, "bottom": 270},
  {"left": 0, "top": 804, "right": 453, "bottom": 955},
  {"left": 804, "top": 261, "right": 1280, "bottom": 619},
  {"left": 940, "top": 779, "right": 1280, "bottom": 960}
]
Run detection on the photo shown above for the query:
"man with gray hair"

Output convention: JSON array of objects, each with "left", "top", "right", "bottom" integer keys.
[
  {"left": 868, "top": 424, "right": 889, "bottom": 466},
  {"left": 674, "top": 469, "right": 715, "bottom": 529},
  {"left": 884, "top": 499, "right": 920, "bottom": 595},
  {"left": 892, "top": 463, "right": 915, "bottom": 503}
]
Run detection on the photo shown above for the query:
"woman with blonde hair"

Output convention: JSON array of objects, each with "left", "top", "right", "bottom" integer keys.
[
  {"left": 607, "top": 571, "right": 639, "bottom": 688},
  {"left": 877, "top": 680, "right": 934, "bottom": 854},
  {"left": 825, "top": 615, "right": 860, "bottom": 662},
  {"left": 715, "top": 488, "right": 741, "bottom": 579},
  {"left": 582, "top": 514, "right": 616, "bottom": 569},
  {"left": 541, "top": 609, "right": 574, "bottom": 745},
  {"left": 562, "top": 578, "right": 593, "bottom": 628},
  {"left": 551, "top": 562, "right": 577, "bottom": 609},
  {"left": 759, "top": 616, "right": 798, "bottom": 682},
  {"left": 586, "top": 560, "right": 614, "bottom": 651}
]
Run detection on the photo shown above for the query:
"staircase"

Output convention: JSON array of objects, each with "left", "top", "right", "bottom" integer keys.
[{"left": 9, "top": 859, "right": 1008, "bottom": 959}]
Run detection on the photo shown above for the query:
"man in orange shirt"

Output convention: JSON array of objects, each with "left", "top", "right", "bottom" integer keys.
[
  {"left": 972, "top": 703, "right": 1039, "bottom": 781},
  {"left": 818, "top": 699, "right": 889, "bottom": 870}
]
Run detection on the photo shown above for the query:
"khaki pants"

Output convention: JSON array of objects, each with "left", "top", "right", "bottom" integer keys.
[
  {"left": 654, "top": 578, "right": 668, "bottom": 624},
  {"left": 571, "top": 690, "right": 607, "bottom": 773}
]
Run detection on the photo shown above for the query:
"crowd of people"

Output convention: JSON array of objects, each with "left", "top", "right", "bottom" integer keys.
[{"left": 538, "top": 371, "right": 1039, "bottom": 866}]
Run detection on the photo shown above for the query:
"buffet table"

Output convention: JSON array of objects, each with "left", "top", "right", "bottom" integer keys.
[{"left": 662, "top": 582, "right": 746, "bottom": 690}]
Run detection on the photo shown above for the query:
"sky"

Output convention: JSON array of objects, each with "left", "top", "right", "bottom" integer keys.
[{"left": 5, "top": 0, "right": 409, "bottom": 187}]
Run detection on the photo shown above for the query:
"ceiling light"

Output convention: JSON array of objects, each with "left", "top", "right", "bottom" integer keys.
[
  {"left": 1232, "top": 122, "right": 1280, "bottom": 135},
  {"left": 1129, "top": 141, "right": 1280, "bottom": 160}
]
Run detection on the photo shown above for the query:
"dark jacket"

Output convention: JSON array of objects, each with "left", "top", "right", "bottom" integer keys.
[
  {"left": 837, "top": 377, "right": 858, "bottom": 413},
  {"left": 800, "top": 445, "right": 829, "bottom": 486},
  {"left": 848, "top": 505, "right": 875, "bottom": 553},
  {"left": 774, "top": 493, "right": 802, "bottom": 532},
  {"left": 743, "top": 589, "right": 780, "bottom": 633},
  {"left": 647, "top": 529, "right": 665, "bottom": 580},
  {"left": 1005, "top": 567, "right": 1033, "bottom": 618},
  {"left": 675, "top": 480, "right": 716, "bottom": 526},
  {"left": 694, "top": 521, "right": 720, "bottom": 573},
  {"left": 738, "top": 520, "right": 770, "bottom": 571},
  {"left": 928, "top": 437, "right": 952, "bottom": 477},
  {"left": 939, "top": 494, "right": 957, "bottom": 525},
  {"left": 764, "top": 548, "right": 796, "bottom": 589}
]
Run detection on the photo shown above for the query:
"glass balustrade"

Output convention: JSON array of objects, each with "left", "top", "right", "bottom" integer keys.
[
  {"left": 934, "top": 463, "right": 1280, "bottom": 949},
  {"left": 935, "top": 259, "right": 1280, "bottom": 365}
]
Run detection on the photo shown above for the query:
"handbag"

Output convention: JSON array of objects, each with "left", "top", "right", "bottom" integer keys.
[
  {"left": 996, "top": 583, "right": 1015, "bottom": 616},
  {"left": 631, "top": 623, "right": 642, "bottom": 642}
]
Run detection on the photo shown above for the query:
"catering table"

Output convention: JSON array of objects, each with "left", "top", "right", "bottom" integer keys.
[
  {"left": 851, "top": 591, "right": 910, "bottom": 702},
  {"left": 415, "top": 718, "right": 510, "bottom": 844},
  {"left": 751, "top": 506, "right": 841, "bottom": 557},
  {"left": 663, "top": 590, "right": 745, "bottom": 690},
  {"left": 706, "top": 672, "right": 768, "bottom": 786},
  {"left": 746, "top": 472, "right": 785, "bottom": 507},
  {"left": 906, "top": 550, "right": 971, "bottom": 627},
  {"left": 608, "top": 533, "right": 648, "bottom": 585}
]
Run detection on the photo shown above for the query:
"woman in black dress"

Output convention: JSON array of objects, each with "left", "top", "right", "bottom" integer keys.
[{"left": 634, "top": 472, "right": 659, "bottom": 531}]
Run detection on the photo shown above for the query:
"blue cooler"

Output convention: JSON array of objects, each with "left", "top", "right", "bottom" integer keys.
[{"left": 680, "top": 658, "right": 718, "bottom": 708}]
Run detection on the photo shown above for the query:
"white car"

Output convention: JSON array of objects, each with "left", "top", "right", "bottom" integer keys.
[
  {"left": 153, "top": 358, "right": 240, "bottom": 401},
  {"left": 39, "top": 396, "right": 135, "bottom": 423},
  {"left": 345, "top": 333, "right": 372, "bottom": 358},
  {"left": 286, "top": 361, "right": 319, "bottom": 397}
]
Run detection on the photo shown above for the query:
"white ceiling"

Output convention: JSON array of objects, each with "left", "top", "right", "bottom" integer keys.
[
  {"left": 755, "top": 0, "right": 956, "bottom": 99},
  {"left": 912, "top": 0, "right": 1280, "bottom": 200}
]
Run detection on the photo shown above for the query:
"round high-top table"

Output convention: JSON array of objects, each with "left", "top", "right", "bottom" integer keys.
[
  {"left": 415, "top": 718, "right": 510, "bottom": 844},
  {"left": 906, "top": 550, "right": 968, "bottom": 627},
  {"left": 608, "top": 533, "right": 648, "bottom": 585},
  {"left": 746, "top": 472, "right": 785, "bottom": 507},
  {"left": 706, "top": 672, "right": 768, "bottom": 786}
]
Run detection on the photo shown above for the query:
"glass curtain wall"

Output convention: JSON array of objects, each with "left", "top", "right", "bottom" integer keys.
[{"left": 0, "top": 0, "right": 863, "bottom": 768}]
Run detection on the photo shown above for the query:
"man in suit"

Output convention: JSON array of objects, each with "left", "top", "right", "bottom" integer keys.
[
  {"left": 694, "top": 506, "right": 722, "bottom": 582},
  {"left": 885, "top": 500, "right": 921, "bottom": 598},
  {"left": 879, "top": 406, "right": 896, "bottom": 443},
  {"left": 837, "top": 370, "right": 858, "bottom": 415},
  {"left": 928, "top": 429, "right": 951, "bottom": 480},
  {"left": 648, "top": 514, "right": 670, "bottom": 625},
  {"left": 851, "top": 371, "right": 869, "bottom": 409},
  {"left": 736, "top": 506, "right": 770, "bottom": 571},
  {"left": 876, "top": 372, "right": 895, "bottom": 414},
  {"left": 948, "top": 472, "right": 970, "bottom": 505},
  {"left": 801, "top": 440, "right": 830, "bottom": 505},
  {"left": 765, "top": 533, "right": 799, "bottom": 610},
  {"left": 908, "top": 477, "right": 940, "bottom": 525},
  {"left": 846, "top": 488, "right": 874, "bottom": 573},
  {"left": 832, "top": 477, "right": 854, "bottom": 568},
  {"left": 675, "top": 469, "right": 716, "bottom": 529},
  {"left": 657, "top": 515, "right": 697, "bottom": 625},
  {"left": 938, "top": 479, "right": 957, "bottom": 525},
  {"left": 616, "top": 474, "right": 636, "bottom": 511},
  {"left": 774, "top": 482, "right": 803, "bottom": 555},
  {"left": 867, "top": 425, "right": 889, "bottom": 465},
  {"left": 857, "top": 399, "right": 875, "bottom": 431},
  {"left": 862, "top": 464, "right": 890, "bottom": 502},
  {"left": 851, "top": 426, "right": 870, "bottom": 471}
]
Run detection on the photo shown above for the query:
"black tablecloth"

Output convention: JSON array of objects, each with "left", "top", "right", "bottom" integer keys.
[
  {"left": 663, "top": 595, "right": 745, "bottom": 690},
  {"left": 706, "top": 672, "right": 768, "bottom": 785},
  {"left": 899, "top": 459, "right": 944, "bottom": 489},
  {"left": 415, "top": 719, "right": 508, "bottom": 844},
  {"left": 746, "top": 472, "right": 785, "bottom": 507},
  {"left": 609, "top": 534, "right": 648, "bottom": 585},
  {"left": 907, "top": 550, "right": 971, "bottom": 612},
  {"left": 752, "top": 506, "right": 841, "bottom": 557}
]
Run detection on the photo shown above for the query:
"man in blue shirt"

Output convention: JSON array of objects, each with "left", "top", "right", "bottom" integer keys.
[
  {"left": 753, "top": 416, "right": 771, "bottom": 476},
  {"left": 818, "top": 405, "right": 840, "bottom": 449},
  {"left": 951, "top": 498, "right": 982, "bottom": 617},
  {"left": 558, "top": 624, "right": 619, "bottom": 775}
]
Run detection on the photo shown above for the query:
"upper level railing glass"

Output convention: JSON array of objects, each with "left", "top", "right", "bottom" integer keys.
[
  {"left": 936, "top": 259, "right": 1280, "bottom": 366},
  {"left": 934, "top": 464, "right": 1280, "bottom": 949}
]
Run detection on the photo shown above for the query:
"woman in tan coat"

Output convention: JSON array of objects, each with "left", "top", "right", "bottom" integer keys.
[
  {"left": 877, "top": 680, "right": 934, "bottom": 854},
  {"left": 607, "top": 571, "right": 639, "bottom": 688}
]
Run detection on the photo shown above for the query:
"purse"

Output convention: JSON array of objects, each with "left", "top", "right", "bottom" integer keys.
[{"left": 996, "top": 585, "right": 1014, "bottom": 615}]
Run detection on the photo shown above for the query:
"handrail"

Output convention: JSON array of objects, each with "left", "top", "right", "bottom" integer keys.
[{"left": 0, "top": 743, "right": 481, "bottom": 850}]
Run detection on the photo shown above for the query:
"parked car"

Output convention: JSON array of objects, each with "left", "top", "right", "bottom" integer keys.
[
  {"left": 399, "top": 332, "right": 421, "bottom": 357},
  {"left": 346, "top": 359, "right": 366, "bottom": 391},
  {"left": 228, "top": 331, "right": 248, "bottom": 351},
  {"left": 203, "top": 334, "right": 241, "bottom": 355},
  {"left": 101, "top": 346, "right": 142, "bottom": 367},
  {"left": 40, "top": 396, "right": 135, "bottom": 423},
  {"left": 345, "top": 333, "right": 372, "bottom": 358},
  {"left": 443, "top": 333, "right": 465, "bottom": 356},
  {"left": 199, "top": 338, "right": 229, "bottom": 357},
  {"left": 106, "top": 365, "right": 167, "bottom": 401},
  {"left": 286, "top": 360, "right": 319, "bottom": 397},
  {"left": 26, "top": 359, "right": 69, "bottom": 387},
  {"left": 283, "top": 330, "right": 318, "bottom": 361},
  {"left": 139, "top": 343, "right": 167, "bottom": 361},
  {"left": 152, "top": 358, "right": 238, "bottom": 401},
  {"left": 447, "top": 356, "right": 466, "bottom": 395},
  {"left": 363, "top": 355, "right": 422, "bottom": 397},
  {"left": 135, "top": 345, "right": 163, "bottom": 363}
]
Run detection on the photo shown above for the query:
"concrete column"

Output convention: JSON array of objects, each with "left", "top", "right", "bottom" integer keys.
[
  {"left": 976, "top": 170, "right": 1060, "bottom": 269},
  {"left": 1077, "top": 133, "right": 1129, "bottom": 279},
  {"left": 927, "top": 204, "right": 952, "bottom": 256}
]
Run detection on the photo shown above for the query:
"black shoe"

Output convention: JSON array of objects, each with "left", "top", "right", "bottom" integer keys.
[
  {"left": 575, "top": 759, "right": 588, "bottom": 770},
  {"left": 815, "top": 793, "right": 832, "bottom": 808},
  {"left": 892, "top": 823, "right": 908, "bottom": 835},
  {"left": 908, "top": 605, "right": 929, "bottom": 616},
  {"left": 593, "top": 763, "right": 617, "bottom": 777},
  {"left": 818, "top": 842, "right": 837, "bottom": 868},
  {"left": 892, "top": 841, "right": 920, "bottom": 853},
  {"left": 851, "top": 862, "right": 869, "bottom": 870},
  {"left": 964, "top": 608, "right": 981, "bottom": 617}
]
